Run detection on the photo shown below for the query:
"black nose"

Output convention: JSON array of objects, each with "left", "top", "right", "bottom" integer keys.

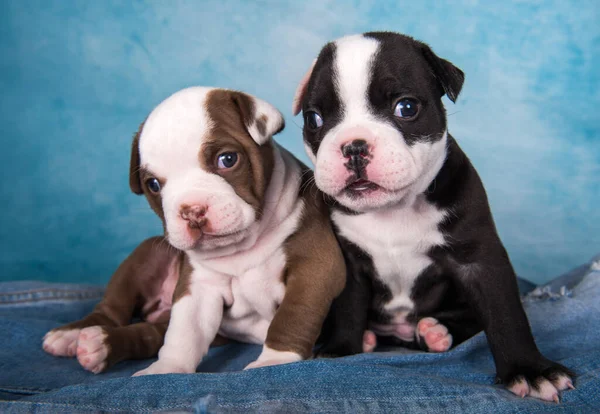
[{"left": 342, "top": 139, "right": 369, "bottom": 158}]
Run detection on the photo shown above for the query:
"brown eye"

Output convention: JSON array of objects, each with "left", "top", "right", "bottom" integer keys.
[
  {"left": 146, "top": 178, "right": 160, "bottom": 193},
  {"left": 217, "top": 152, "right": 238, "bottom": 169}
]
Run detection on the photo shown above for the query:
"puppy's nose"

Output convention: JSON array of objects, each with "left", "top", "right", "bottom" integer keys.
[
  {"left": 180, "top": 205, "right": 207, "bottom": 229},
  {"left": 341, "top": 139, "right": 369, "bottom": 158}
]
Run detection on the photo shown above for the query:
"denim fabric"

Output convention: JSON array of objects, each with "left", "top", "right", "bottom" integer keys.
[{"left": 0, "top": 257, "right": 599, "bottom": 413}]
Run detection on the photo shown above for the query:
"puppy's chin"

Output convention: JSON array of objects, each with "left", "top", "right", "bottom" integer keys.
[
  {"left": 332, "top": 184, "right": 413, "bottom": 213},
  {"left": 168, "top": 228, "right": 251, "bottom": 252}
]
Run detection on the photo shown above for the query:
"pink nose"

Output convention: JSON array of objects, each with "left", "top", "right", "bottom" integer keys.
[{"left": 180, "top": 205, "right": 207, "bottom": 229}]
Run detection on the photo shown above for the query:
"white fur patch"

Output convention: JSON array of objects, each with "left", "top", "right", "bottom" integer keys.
[
  {"left": 333, "top": 194, "right": 446, "bottom": 328},
  {"left": 334, "top": 35, "right": 380, "bottom": 122},
  {"left": 528, "top": 379, "right": 560, "bottom": 403},
  {"left": 507, "top": 373, "right": 573, "bottom": 402},
  {"left": 134, "top": 278, "right": 228, "bottom": 376},
  {"left": 247, "top": 97, "right": 284, "bottom": 145},
  {"left": 43, "top": 328, "right": 80, "bottom": 357},
  {"left": 244, "top": 345, "right": 303, "bottom": 369}
]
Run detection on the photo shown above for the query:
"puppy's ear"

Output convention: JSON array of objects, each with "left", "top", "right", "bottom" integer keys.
[
  {"left": 292, "top": 59, "right": 317, "bottom": 116},
  {"left": 129, "top": 122, "right": 145, "bottom": 195},
  {"left": 231, "top": 92, "right": 284, "bottom": 145},
  {"left": 420, "top": 44, "right": 464, "bottom": 103}
]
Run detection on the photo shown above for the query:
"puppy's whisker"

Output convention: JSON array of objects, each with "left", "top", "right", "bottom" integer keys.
[{"left": 291, "top": 119, "right": 304, "bottom": 130}]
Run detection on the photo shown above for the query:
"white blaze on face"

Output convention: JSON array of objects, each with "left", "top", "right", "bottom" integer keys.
[
  {"left": 312, "top": 34, "right": 448, "bottom": 212},
  {"left": 138, "top": 87, "right": 256, "bottom": 251}
]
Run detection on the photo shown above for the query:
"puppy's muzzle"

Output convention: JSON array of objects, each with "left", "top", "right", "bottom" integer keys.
[
  {"left": 180, "top": 204, "right": 208, "bottom": 230},
  {"left": 342, "top": 139, "right": 370, "bottom": 176}
]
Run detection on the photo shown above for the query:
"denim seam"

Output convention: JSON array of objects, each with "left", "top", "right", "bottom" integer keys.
[
  {"left": 0, "top": 386, "right": 50, "bottom": 394},
  {"left": 0, "top": 401, "right": 192, "bottom": 412},
  {"left": 3, "top": 398, "right": 594, "bottom": 412},
  {"left": 0, "top": 296, "right": 103, "bottom": 305},
  {"left": 0, "top": 288, "right": 104, "bottom": 304}
]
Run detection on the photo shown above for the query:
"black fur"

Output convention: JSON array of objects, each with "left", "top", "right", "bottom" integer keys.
[{"left": 303, "top": 42, "right": 342, "bottom": 156}]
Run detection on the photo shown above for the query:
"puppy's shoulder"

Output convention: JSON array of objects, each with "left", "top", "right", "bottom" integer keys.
[{"left": 283, "top": 156, "right": 345, "bottom": 290}]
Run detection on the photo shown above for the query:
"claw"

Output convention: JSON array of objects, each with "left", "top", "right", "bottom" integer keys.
[{"left": 552, "top": 394, "right": 560, "bottom": 404}]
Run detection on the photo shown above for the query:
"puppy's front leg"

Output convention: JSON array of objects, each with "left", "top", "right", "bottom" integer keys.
[
  {"left": 453, "top": 251, "right": 573, "bottom": 402},
  {"left": 246, "top": 211, "right": 346, "bottom": 369},
  {"left": 315, "top": 236, "right": 373, "bottom": 357},
  {"left": 133, "top": 274, "right": 230, "bottom": 376}
]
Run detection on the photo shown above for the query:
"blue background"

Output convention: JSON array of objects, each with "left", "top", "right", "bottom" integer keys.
[{"left": 1, "top": 0, "right": 598, "bottom": 284}]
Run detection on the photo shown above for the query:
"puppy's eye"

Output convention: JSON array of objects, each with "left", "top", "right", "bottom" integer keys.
[
  {"left": 217, "top": 152, "right": 238, "bottom": 169},
  {"left": 394, "top": 98, "right": 419, "bottom": 118},
  {"left": 146, "top": 178, "right": 161, "bottom": 193},
  {"left": 305, "top": 111, "right": 324, "bottom": 130}
]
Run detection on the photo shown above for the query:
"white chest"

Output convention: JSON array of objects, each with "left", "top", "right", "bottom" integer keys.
[
  {"left": 190, "top": 249, "right": 288, "bottom": 344},
  {"left": 333, "top": 195, "right": 446, "bottom": 314}
]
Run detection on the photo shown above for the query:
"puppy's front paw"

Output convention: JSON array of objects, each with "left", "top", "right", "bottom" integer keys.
[
  {"left": 502, "top": 359, "right": 574, "bottom": 402},
  {"left": 133, "top": 359, "right": 195, "bottom": 377},
  {"left": 416, "top": 317, "right": 453, "bottom": 352},
  {"left": 244, "top": 347, "right": 302, "bottom": 370},
  {"left": 362, "top": 330, "right": 377, "bottom": 353},
  {"left": 43, "top": 328, "right": 81, "bottom": 357},
  {"left": 76, "top": 326, "right": 109, "bottom": 374}
]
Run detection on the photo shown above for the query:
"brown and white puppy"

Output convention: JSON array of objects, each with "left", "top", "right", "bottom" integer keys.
[{"left": 42, "top": 87, "right": 346, "bottom": 375}]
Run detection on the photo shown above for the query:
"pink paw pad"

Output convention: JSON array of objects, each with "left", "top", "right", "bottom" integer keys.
[
  {"left": 362, "top": 330, "right": 377, "bottom": 353},
  {"left": 76, "top": 326, "right": 109, "bottom": 374},
  {"left": 417, "top": 317, "right": 453, "bottom": 352}
]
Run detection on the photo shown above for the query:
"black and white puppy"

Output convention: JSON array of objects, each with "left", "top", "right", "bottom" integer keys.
[{"left": 293, "top": 32, "right": 574, "bottom": 402}]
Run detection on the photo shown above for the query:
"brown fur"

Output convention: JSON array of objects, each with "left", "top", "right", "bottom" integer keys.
[
  {"left": 265, "top": 163, "right": 346, "bottom": 358},
  {"left": 173, "top": 253, "right": 193, "bottom": 303},
  {"left": 48, "top": 236, "right": 228, "bottom": 372},
  {"left": 129, "top": 121, "right": 145, "bottom": 195},
  {"left": 101, "top": 322, "right": 169, "bottom": 368},
  {"left": 48, "top": 237, "right": 179, "bottom": 371},
  {"left": 256, "top": 114, "right": 268, "bottom": 137},
  {"left": 202, "top": 89, "right": 275, "bottom": 217}
]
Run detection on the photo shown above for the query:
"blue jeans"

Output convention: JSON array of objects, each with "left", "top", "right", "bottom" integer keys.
[{"left": 1, "top": 257, "right": 599, "bottom": 413}]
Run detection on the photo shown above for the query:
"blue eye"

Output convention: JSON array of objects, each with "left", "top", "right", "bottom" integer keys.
[
  {"left": 146, "top": 178, "right": 161, "bottom": 193},
  {"left": 305, "top": 111, "right": 324, "bottom": 129},
  {"left": 217, "top": 152, "right": 238, "bottom": 169},
  {"left": 394, "top": 98, "right": 419, "bottom": 118}
]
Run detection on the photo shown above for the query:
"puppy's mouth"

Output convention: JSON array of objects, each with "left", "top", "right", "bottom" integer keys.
[
  {"left": 344, "top": 178, "right": 381, "bottom": 194},
  {"left": 180, "top": 229, "right": 246, "bottom": 251}
]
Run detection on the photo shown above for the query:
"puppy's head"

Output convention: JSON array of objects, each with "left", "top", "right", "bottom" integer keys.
[
  {"left": 293, "top": 32, "right": 464, "bottom": 212},
  {"left": 130, "top": 87, "right": 284, "bottom": 251}
]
